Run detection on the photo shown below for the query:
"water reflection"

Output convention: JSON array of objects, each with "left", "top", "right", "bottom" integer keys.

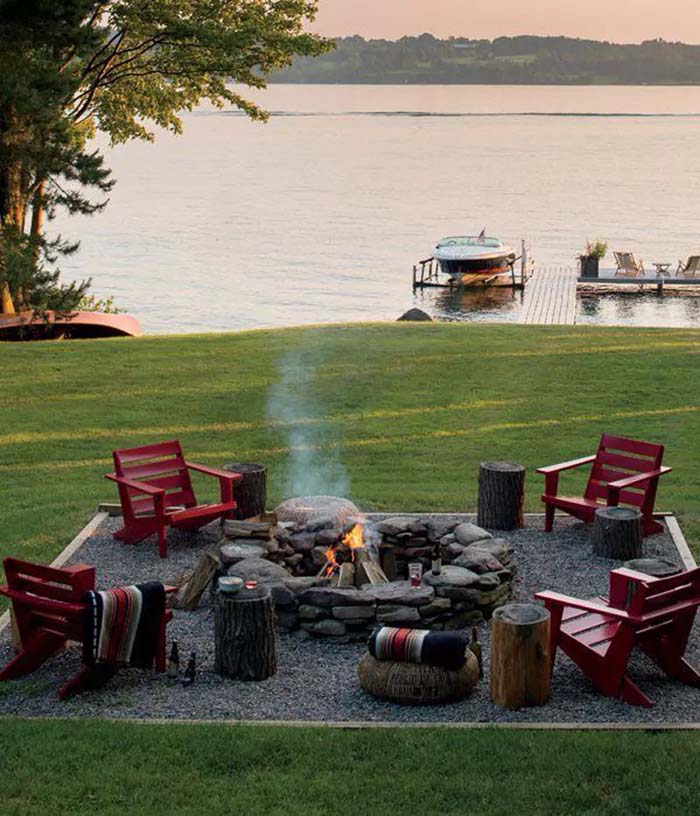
[
  {"left": 415, "top": 284, "right": 524, "bottom": 323},
  {"left": 417, "top": 285, "right": 700, "bottom": 328}
]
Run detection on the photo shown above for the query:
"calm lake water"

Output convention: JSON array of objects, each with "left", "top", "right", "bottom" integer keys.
[{"left": 55, "top": 85, "right": 700, "bottom": 333}]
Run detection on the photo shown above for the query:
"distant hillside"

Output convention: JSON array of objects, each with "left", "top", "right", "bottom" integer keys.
[{"left": 271, "top": 34, "right": 700, "bottom": 84}]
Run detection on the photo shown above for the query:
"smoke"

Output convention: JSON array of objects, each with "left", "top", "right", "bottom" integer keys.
[{"left": 266, "top": 342, "right": 350, "bottom": 499}]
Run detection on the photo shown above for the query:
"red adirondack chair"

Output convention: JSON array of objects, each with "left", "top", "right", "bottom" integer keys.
[
  {"left": 0, "top": 557, "right": 174, "bottom": 699},
  {"left": 106, "top": 440, "right": 243, "bottom": 558},
  {"left": 537, "top": 434, "right": 671, "bottom": 537},
  {"left": 536, "top": 566, "right": 700, "bottom": 707}
]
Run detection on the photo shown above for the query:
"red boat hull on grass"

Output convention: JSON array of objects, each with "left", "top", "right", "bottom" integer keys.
[{"left": 0, "top": 310, "right": 141, "bottom": 340}]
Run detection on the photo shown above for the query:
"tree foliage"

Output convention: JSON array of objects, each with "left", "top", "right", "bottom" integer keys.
[
  {"left": 0, "top": 0, "right": 330, "bottom": 315},
  {"left": 273, "top": 34, "right": 700, "bottom": 85}
]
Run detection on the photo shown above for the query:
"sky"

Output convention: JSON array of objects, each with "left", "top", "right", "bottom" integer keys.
[{"left": 312, "top": 0, "right": 700, "bottom": 44}]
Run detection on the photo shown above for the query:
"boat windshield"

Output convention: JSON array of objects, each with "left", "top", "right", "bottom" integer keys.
[{"left": 437, "top": 236, "right": 502, "bottom": 249}]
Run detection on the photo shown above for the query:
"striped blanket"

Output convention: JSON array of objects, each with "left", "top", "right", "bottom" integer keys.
[
  {"left": 83, "top": 582, "right": 165, "bottom": 669},
  {"left": 368, "top": 626, "right": 469, "bottom": 671}
]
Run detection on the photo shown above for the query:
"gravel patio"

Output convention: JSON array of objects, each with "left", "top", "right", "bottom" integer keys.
[{"left": 0, "top": 513, "right": 698, "bottom": 725}]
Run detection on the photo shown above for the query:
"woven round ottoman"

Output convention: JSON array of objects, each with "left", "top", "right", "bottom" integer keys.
[{"left": 358, "top": 651, "right": 479, "bottom": 705}]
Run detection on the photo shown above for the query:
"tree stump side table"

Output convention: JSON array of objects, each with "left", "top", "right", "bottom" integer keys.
[
  {"left": 592, "top": 507, "right": 643, "bottom": 560},
  {"left": 222, "top": 463, "right": 267, "bottom": 520},
  {"left": 477, "top": 461, "right": 525, "bottom": 531},
  {"left": 489, "top": 603, "right": 551, "bottom": 710},
  {"left": 622, "top": 558, "right": 682, "bottom": 579},
  {"left": 214, "top": 585, "right": 277, "bottom": 681}
]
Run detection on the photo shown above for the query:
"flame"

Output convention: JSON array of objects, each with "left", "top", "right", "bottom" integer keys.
[
  {"left": 322, "top": 524, "right": 364, "bottom": 577},
  {"left": 343, "top": 523, "right": 364, "bottom": 553}
]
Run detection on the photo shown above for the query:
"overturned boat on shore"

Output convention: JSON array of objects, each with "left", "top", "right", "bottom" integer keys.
[
  {"left": 0, "top": 310, "right": 141, "bottom": 341},
  {"left": 434, "top": 235, "right": 516, "bottom": 282}
]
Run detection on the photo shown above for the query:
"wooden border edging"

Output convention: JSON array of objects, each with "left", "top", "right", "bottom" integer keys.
[
  {"left": 665, "top": 515, "right": 697, "bottom": 570},
  {"left": 0, "top": 510, "right": 108, "bottom": 636},
  {"left": 4, "top": 715, "right": 700, "bottom": 732}
]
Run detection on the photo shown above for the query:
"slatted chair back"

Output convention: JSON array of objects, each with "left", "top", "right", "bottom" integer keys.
[
  {"left": 585, "top": 434, "right": 665, "bottom": 517},
  {"left": 113, "top": 440, "right": 197, "bottom": 523},
  {"left": 680, "top": 255, "right": 700, "bottom": 277},
  {"left": 625, "top": 567, "right": 700, "bottom": 619},
  {"left": 614, "top": 252, "right": 641, "bottom": 274},
  {"left": 3, "top": 557, "right": 95, "bottom": 642}
]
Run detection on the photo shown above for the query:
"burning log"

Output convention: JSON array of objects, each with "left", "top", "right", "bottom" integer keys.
[{"left": 337, "top": 562, "right": 356, "bottom": 587}]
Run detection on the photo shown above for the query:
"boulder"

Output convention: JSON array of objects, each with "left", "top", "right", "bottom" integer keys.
[
  {"left": 298, "top": 604, "right": 326, "bottom": 621},
  {"left": 436, "top": 586, "right": 481, "bottom": 604},
  {"left": 305, "top": 515, "right": 336, "bottom": 532},
  {"left": 423, "top": 565, "right": 480, "bottom": 588},
  {"left": 426, "top": 519, "right": 459, "bottom": 541},
  {"left": 453, "top": 523, "right": 493, "bottom": 546},
  {"left": 219, "top": 542, "right": 267, "bottom": 565},
  {"left": 418, "top": 598, "right": 453, "bottom": 618},
  {"left": 478, "top": 584, "right": 512, "bottom": 607},
  {"left": 361, "top": 581, "right": 434, "bottom": 606},
  {"left": 446, "top": 542, "right": 467, "bottom": 559},
  {"left": 311, "top": 619, "right": 347, "bottom": 637},
  {"left": 376, "top": 605, "right": 421, "bottom": 624},
  {"left": 315, "top": 529, "right": 342, "bottom": 547},
  {"left": 226, "top": 557, "right": 290, "bottom": 585},
  {"left": 463, "top": 538, "right": 512, "bottom": 564},
  {"left": 397, "top": 308, "right": 433, "bottom": 322},
  {"left": 283, "top": 576, "right": 320, "bottom": 593},
  {"left": 274, "top": 496, "right": 361, "bottom": 528},
  {"left": 268, "top": 583, "right": 297, "bottom": 608},
  {"left": 474, "top": 573, "right": 501, "bottom": 591},
  {"left": 375, "top": 517, "right": 419, "bottom": 536},
  {"left": 452, "top": 550, "right": 504, "bottom": 574},
  {"left": 311, "top": 546, "right": 330, "bottom": 567},
  {"left": 288, "top": 532, "right": 316, "bottom": 553},
  {"left": 296, "top": 586, "right": 375, "bottom": 608},
  {"left": 332, "top": 606, "right": 375, "bottom": 621}
]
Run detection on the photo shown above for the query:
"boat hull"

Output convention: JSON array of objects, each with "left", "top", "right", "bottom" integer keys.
[
  {"left": 0, "top": 311, "right": 142, "bottom": 341},
  {"left": 438, "top": 256, "right": 514, "bottom": 281}
]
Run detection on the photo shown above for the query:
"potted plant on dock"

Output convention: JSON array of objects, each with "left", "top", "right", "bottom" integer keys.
[{"left": 579, "top": 241, "right": 608, "bottom": 278}]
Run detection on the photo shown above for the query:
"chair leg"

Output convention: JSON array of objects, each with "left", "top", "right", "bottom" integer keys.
[
  {"left": 0, "top": 632, "right": 65, "bottom": 681},
  {"left": 544, "top": 504, "right": 555, "bottom": 533},
  {"left": 620, "top": 676, "right": 653, "bottom": 708}
]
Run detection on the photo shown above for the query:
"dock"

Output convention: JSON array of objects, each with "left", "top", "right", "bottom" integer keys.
[{"left": 521, "top": 267, "right": 577, "bottom": 325}]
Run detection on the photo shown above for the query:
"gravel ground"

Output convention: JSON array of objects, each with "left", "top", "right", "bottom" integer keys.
[{"left": 1, "top": 513, "right": 698, "bottom": 725}]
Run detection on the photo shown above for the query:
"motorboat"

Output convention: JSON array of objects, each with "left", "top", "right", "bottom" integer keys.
[{"left": 434, "top": 235, "right": 516, "bottom": 282}]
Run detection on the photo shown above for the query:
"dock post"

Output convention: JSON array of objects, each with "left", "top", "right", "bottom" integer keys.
[
  {"left": 657, "top": 279, "right": 664, "bottom": 296},
  {"left": 412, "top": 265, "right": 417, "bottom": 290}
]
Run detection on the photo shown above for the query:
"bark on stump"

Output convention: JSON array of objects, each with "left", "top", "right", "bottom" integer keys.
[
  {"left": 489, "top": 603, "right": 551, "bottom": 710},
  {"left": 214, "top": 585, "right": 277, "bottom": 681},
  {"left": 477, "top": 461, "right": 525, "bottom": 531},
  {"left": 592, "top": 507, "right": 643, "bottom": 560},
  {"left": 223, "top": 463, "right": 267, "bottom": 520}
]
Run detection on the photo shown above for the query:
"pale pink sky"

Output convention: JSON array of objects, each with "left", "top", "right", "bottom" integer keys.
[{"left": 312, "top": 0, "right": 700, "bottom": 44}]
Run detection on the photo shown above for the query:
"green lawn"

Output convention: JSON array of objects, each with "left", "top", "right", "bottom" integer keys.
[
  {"left": 2, "top": 323, "right": 699, "bottom": 570},
  {"left": 2, "top": 323, "right": 700, "bottom": 813},
  {"left": 0, "top": 718, "right": 699, "bottom": 815}
]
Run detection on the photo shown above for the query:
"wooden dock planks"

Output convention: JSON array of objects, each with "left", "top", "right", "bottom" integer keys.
[{"left": 521, "top": 267, "right": 577, "bottom": 325}]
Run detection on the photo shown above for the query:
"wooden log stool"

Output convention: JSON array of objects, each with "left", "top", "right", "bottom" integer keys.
[
  {"left": 477, "top": 461, "right": 525, "bottom": 531},
  {"left": 592, "top": 507, "right": 643, "bottom": 560},
  {"left": 490, "top": 603, "right": 551, "bottom": 710},
  {"left": 214, "top": 584, "right": 277, "bottom": 681},
  {"left": 222, "top": 463, "right": 267, "bottom": 520}
]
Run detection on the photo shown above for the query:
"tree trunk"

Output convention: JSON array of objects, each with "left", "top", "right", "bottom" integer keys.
[
  {"left": 592, "top": 507, "right": 643, "bottom": 560},
  {"left": 490, "top": 603, "right": 550, "bottom": 710},
  {"left": 477, "top": 461, "right": 525, "bottom": 530},
  {"left": 214, "top": 585, "right": 277, "bottom": 681},
  {"left": 223, "top": 463, "right": 267, "bottom": 520}
]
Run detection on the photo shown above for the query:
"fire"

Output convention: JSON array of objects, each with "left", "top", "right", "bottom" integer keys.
[{"left": 322, "top": 523, "right": 364, "bottom": 577}]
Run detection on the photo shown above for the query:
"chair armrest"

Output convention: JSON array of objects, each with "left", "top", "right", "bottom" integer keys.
[
  {"left": 535, "top": 590, "right": 633, "bottom": 621},
  {"left": 105, "top": 473, "right": 165, "bottom": 496},
  {"left": 537, "top": 455, "right": 596, "bottom": 476},
  {"left": 185, "top": 462, "right": 244, "bottom": 481},
  {"left": 607, "top": 467, "right": 672, "bottom": 491}
]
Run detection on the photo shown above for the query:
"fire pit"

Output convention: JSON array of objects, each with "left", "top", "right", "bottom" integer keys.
[{"left": 216, "top": 498, "right": 515, "bottom": 641}]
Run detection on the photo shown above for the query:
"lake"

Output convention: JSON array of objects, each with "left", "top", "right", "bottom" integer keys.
[{"left": 55, "top": 85, "right": 700, "bottom": 333}]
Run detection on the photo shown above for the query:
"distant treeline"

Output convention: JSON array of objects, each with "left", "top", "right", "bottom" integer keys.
[{"left": 270, "top": 34, "right": 700, "bottom": 84}]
